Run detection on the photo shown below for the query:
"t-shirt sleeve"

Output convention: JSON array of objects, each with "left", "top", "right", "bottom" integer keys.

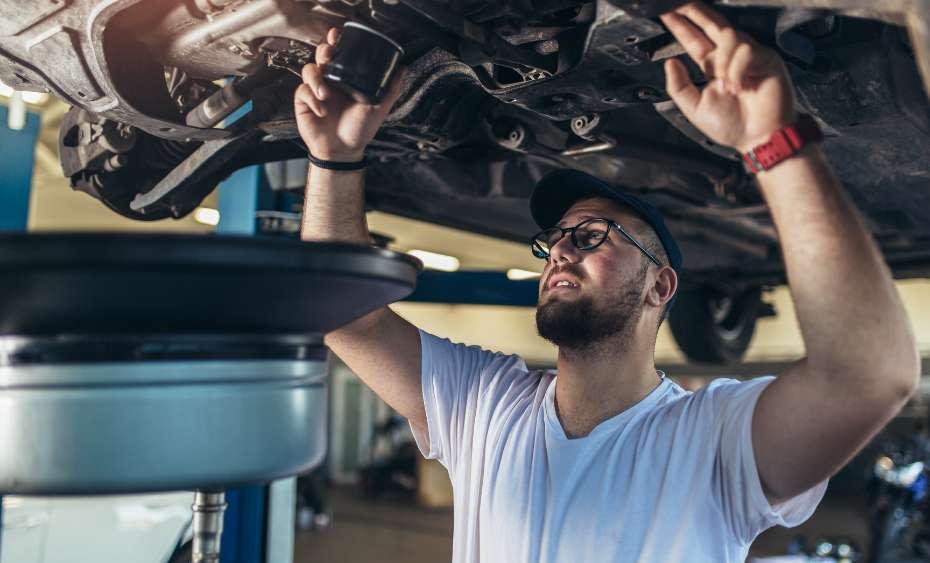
[
  {"left": 709, "top": 377, "right": 829, "bottom": 544},
  {"left": 409, "top": 329, "right": 531, "bottom": 477}
]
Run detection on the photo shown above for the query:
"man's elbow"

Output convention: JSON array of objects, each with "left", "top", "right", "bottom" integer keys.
[
  {"left": 821, "top": 340, "right": 921, "bottom": 404},
  {"left": 870, "top": 342, "right": 921, "bottom": 405},
  {"left": 892, "top": 345, "right": 922, "bottom": 401}
]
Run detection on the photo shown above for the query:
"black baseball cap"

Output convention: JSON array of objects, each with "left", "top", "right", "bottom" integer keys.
[{"left": 530, "top": 169, "right": 682, "bottom": 272}]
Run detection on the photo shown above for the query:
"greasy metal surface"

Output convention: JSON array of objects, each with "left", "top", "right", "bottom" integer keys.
[
  {"left": 0, "top": 0, "right": 337, "bottom": 142},
  {"left": 605, "top": 0, "right": 690, "bottom": 18},
  {"left": 129, "top": 130, "right": 263, "bottom": 213},
  {"left": 185, "top": 66, "right": 282, "bottom": 128},
  {"left": 907, "top": 1, "right": 930, "bottom": 108},
  {"left": 718, "top": 0, "right": 930, "bottom": 104},
  {"left": 474, "top": 1, "right": 674, "bottom": 121},
  {"left": 139, "top": 0, "right": 332, "bottom": 80},
  {"left": 397, "top": 0, "right": 554, "bottom": 70},
  {"left": 0, "top": 359, "right": 327, "bottom": 494},
  {"left": 718, "top": 0, "right": 909, "bottom": 24}
]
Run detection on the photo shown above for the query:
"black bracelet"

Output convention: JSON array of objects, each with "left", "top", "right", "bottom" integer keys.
[{"left": 307, "top": 151, "right": 368, "bottom": 171}]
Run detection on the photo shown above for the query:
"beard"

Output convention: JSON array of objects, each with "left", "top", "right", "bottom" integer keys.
[{"left": 536, "top": 264, "right": 647, "bottom": 351}]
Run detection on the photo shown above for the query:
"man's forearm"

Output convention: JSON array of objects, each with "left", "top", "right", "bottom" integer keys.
[
  {"left": 301, "top": 164, "right": 395, "bottom": 334},
  {"left": 301, "top": 167, "right": 371, "bottom": 244},
  {"left": 757, "top": 146, "right": 919, "bottom": 390}
]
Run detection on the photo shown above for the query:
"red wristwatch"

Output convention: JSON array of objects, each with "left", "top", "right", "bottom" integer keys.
[{"left": 741, "top": 113, "right": 824, "bottom": 174}]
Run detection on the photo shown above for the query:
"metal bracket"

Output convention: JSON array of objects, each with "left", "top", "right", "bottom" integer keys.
[
  {"left": 128, "top": 129, "right": 264, "bottom": 216},
  {"left": 393, "top": 0, "right": 556, "bottom": 71}
]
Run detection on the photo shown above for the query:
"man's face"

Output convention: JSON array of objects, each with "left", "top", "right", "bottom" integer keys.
[{"left": 535, "top": 197, "right": 651, "bottom": 350}]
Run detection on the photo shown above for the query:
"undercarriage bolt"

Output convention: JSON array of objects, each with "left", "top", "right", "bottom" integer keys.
[
  {"left": 570, "top": 114, "right": 601, "bottom": 141},
  {"left": 492, "top": 120, "right": 527, "bottom": 150}
]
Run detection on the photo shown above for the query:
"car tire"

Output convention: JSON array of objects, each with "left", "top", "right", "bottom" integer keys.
[{"left": 668, "top": 286, "right": 762, "bottom": 364}]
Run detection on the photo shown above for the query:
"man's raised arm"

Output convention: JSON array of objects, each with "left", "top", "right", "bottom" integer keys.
[
  {"left": 296, "top": 27, "right": 427, "bottom": 436},
  {"left": 661, "top": 2, "right": 920, "bottom": 503}
]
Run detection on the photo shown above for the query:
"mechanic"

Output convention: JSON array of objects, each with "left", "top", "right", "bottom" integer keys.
[{"left": 294, "top": 2, "right": 920, "bottom": 561}]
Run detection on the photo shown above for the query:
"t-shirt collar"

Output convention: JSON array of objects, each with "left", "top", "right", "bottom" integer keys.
[{"left": 543, "top": 371, "right": 671, "bottom": 441}]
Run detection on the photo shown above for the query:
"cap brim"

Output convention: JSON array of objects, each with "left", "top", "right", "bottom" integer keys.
[{"left": 530, "top": 169, "right": 650, "bottom": 230}]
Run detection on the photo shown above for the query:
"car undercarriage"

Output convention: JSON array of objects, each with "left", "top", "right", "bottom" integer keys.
[{"left": 2, "top": 0, "right": 930, "bottom": 362}]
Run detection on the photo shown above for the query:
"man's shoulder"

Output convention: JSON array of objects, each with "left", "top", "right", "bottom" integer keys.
[
  {"left": 650, "top": 376, "right": 776, "bottom": 420},
  {"left": 420, "top": 329, "right": 522, "bottom": 361},
  {"left": 419, "top": 328, "right": 546, "bottom": 385}
]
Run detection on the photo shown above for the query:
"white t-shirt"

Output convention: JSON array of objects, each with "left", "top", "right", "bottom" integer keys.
[{"left": 410, "top": 330, "right": 828, "bottom": 563}]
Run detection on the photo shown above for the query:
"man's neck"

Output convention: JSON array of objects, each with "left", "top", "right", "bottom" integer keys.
[{"left": 553, "top": 336, "right": 661, "bottom": 439}]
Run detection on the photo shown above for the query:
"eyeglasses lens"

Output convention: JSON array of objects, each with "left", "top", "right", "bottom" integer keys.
[
  {"left": 533, "top": 228, "right": 562, "bottom": 258},
  {"left": 532, "top": 228, "right": 558, "bottom": 258},
  {"left": 574, "top": 220, "right": 609, "bottom": 250}
]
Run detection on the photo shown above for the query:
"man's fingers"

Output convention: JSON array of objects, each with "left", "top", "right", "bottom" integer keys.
[
  {"left": 315, "top": 43, "right": 334, "bottom": 67},
  {"left": 713, "top": 27, "right": 741, "bottom": 92},
  {"left": 660, "top": 12, "right": 715, "bottom": 75},
  {"left": 295, "top": 83, "right": 327, "bottom": 118},
  {"left": 294, "top": 94, "right": 312, "bottom": 119},
  {"left": 295, "top": 83, "right": 313, "bottom": 112},
  {"left": 727, "top": 42, "right": 755, "bottom": 92},
  {"left": 327, "top": 26, "right": 341, "bottom": 47},
  {"left": 664, "top": 58, "right": 701, "bottom": 122},
  {"left": 301, "top": 63, "right": 329, "bottom": 100},
  {"left": 674, "top": 1, "right": 732, "bottom": 44}
]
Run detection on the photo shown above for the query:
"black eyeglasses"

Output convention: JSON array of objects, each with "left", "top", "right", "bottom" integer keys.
[{"left": 531, "top": 218, "right": 662, "bottom": 266}]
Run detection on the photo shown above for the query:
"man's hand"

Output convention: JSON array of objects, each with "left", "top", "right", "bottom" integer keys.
[
  {"left": 294, "top": 27, "right": 407, "bottom": 162},
  {"left": 660, "top": 2, "right": 798, "bottom": 152}
]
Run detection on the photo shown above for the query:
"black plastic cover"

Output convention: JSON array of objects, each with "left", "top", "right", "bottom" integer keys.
[{"left": 0, "top": 233, "right": 421, "bottom": 337}]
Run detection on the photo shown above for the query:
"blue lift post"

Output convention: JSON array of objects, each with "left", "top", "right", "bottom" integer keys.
[
  {"left": 214, "top": 98, "right": 301, "bottom": 563},
  {"left": 0, "top": 102, "right": 41, "bottom": 560},
  {"left": 218, "top": 165, "right": 271, "bottom": 236},
  {"left": 216, "top": 164, "right": 272, "bottom": 563},
  {"left": 216, "top": 162, "right": 299, "bottom": 563},
  {"left": 0, "top": 105, "right": 40, "bottom": 231}
]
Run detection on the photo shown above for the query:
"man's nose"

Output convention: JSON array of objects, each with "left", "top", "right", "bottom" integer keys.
[{"left": 548, "top": 234, "right": 581, "bottom": 264}]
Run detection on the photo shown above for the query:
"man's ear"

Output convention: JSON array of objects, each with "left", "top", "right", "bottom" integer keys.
[{"left": 646, "top": 266, "right": 678, "bottom": 308}]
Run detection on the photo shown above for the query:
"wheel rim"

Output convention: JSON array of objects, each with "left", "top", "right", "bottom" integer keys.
[{"left": 708, "top": 293, "right": 750, "bottom": 343}]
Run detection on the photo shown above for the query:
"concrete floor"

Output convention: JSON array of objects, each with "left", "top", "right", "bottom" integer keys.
[
  {"left": 294, "top": 487, "right": 870, "bottom": 562},
  {"left": 295, "top": 488, "right": 452, "bottom": 562}
]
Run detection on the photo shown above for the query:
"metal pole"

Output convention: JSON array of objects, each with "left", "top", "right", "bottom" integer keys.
[{"left": 192, "top": 490, "right": 228, "bottom": 563}]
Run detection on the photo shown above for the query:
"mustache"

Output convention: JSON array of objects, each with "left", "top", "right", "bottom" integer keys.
[{"left": 543, "top": 264, "right": 585, "bottom": 288}]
